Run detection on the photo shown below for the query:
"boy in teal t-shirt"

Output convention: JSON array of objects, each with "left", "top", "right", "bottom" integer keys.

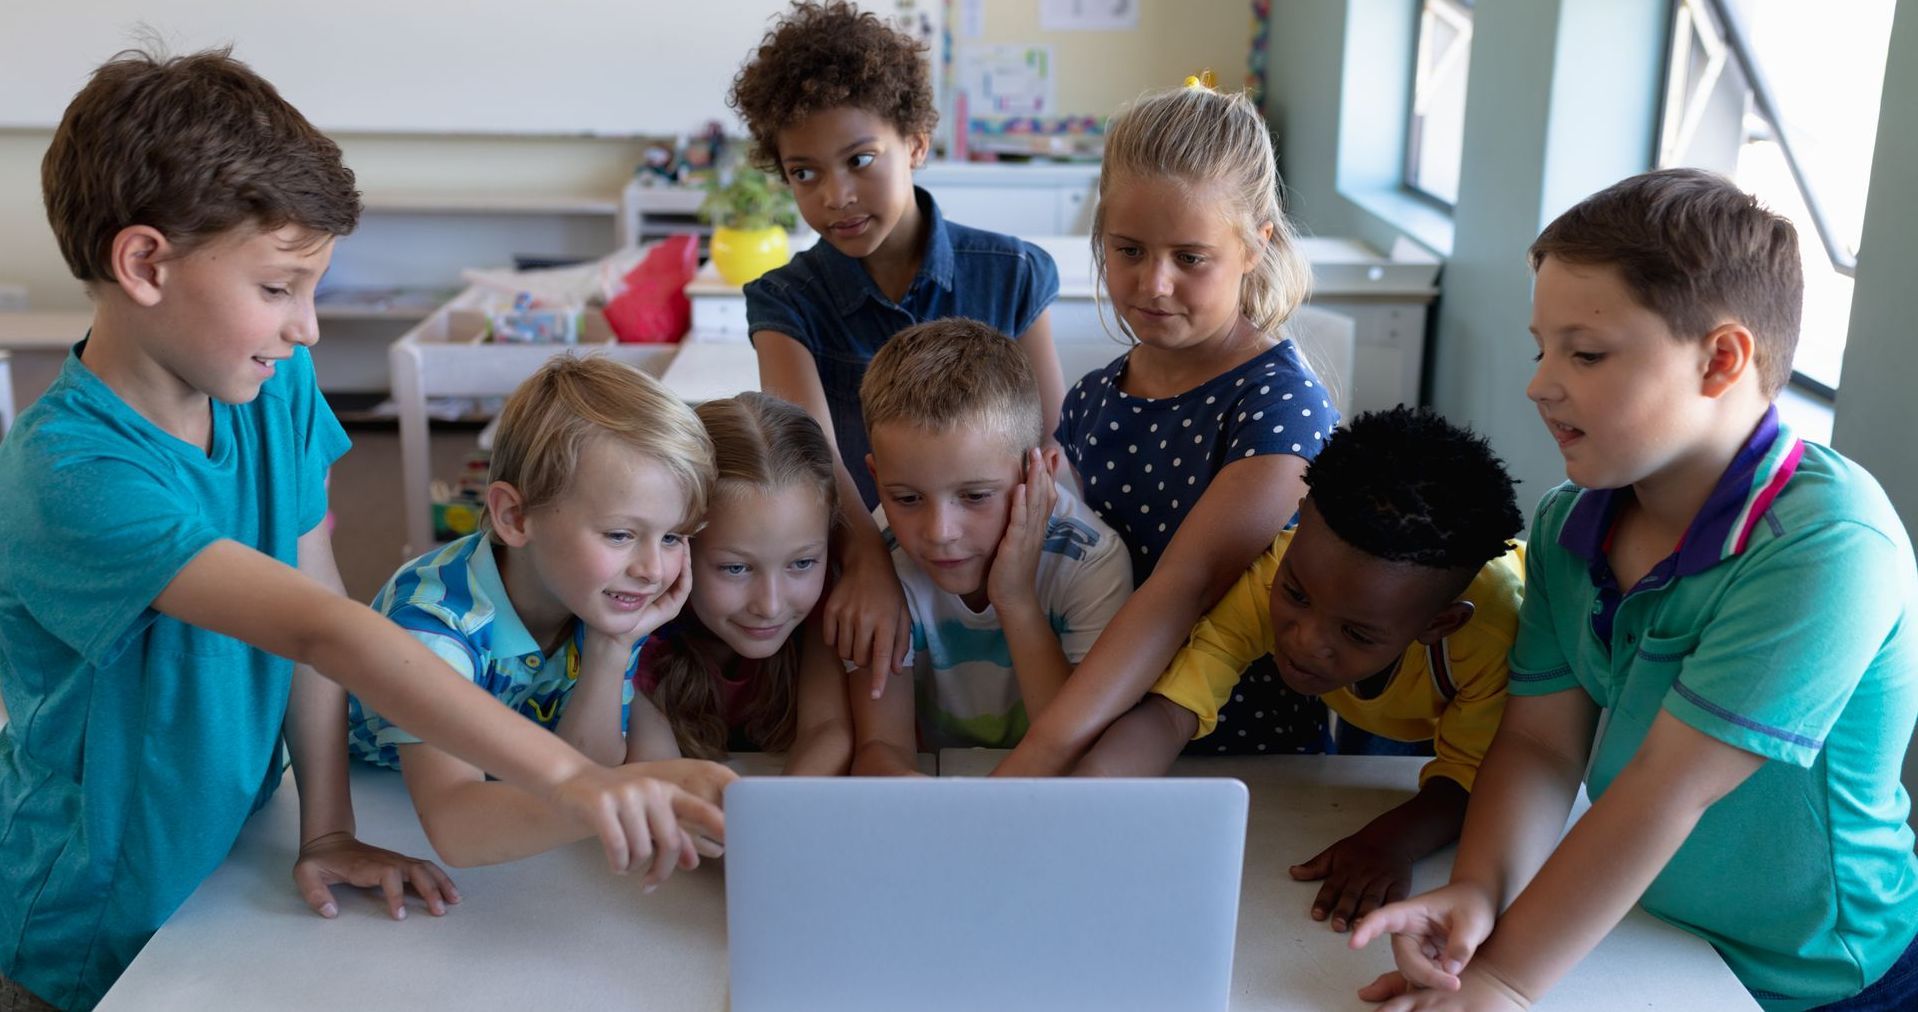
[
  {"left": 1352, "top": 170, "right": 1918, "bottom": 1011},
  {"left": 0, "top": 49, "right": 724, "bottom": 1010}
]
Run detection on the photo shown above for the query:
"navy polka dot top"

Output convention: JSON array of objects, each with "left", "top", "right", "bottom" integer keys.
[
  {"left": 1057, "top": 337, "right": 1339, "bottom": 755},
  {"left": 1057, "top": 338, "right": 1336, "bottom": 582}
]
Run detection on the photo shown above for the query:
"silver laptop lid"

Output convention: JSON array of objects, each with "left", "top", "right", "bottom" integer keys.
[{"left": 725, "top": 778, "right": 1248, "bottom": 1012}]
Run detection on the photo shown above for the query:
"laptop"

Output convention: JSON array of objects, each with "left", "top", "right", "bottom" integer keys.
[{"left": 724, "top": 777, "right": 1249, "bottom": 1012}]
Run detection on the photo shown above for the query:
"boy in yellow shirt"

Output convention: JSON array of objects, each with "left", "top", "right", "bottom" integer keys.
[{"left": 1078, "top": 407, "right": 1524, "bottom": 933}]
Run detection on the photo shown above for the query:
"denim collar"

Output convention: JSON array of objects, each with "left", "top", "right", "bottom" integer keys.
[
  {"left": 817, "top": 186, "right": 955, "bottom": 317},
  {"left": 1558, "top": 405, "right": 1806, "bottom": 581}
]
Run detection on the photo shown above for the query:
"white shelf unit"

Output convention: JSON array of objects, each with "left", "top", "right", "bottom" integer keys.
[
  {"left": 387, "top": 290, "right": 763, "bottom": 557},
  {"left": 389, "top": 289, "right": 679, "bottom": 554},
  {"left": 320, "top": 191, "right": 625, "bottom": 394}
]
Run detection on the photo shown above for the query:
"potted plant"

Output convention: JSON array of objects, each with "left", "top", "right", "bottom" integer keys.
[{"left": 698, "top": 167, "right": 799, "bottom": 286}]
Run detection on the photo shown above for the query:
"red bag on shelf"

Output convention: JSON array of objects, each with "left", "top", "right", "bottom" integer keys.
[{"left": 602, "top": 233, "right": 698, "bottom": 342}]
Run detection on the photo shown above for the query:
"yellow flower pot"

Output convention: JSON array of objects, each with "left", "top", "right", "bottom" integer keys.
[{"left": 710, "top": 225, "right": 792, "bottom": 286}]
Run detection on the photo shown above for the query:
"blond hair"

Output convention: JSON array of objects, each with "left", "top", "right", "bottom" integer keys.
[
  {"left": 482, "top": 356, "right": 713, "bottom": 539},
  {"left": 1093, "top": 86, "right": 1311, "bottom": 340},
  {"left": 646, "top": 392, "right": 838, "bottom": 759},
  {"left": 859, "top": 318, "right": 1042, "bottom": 454}
]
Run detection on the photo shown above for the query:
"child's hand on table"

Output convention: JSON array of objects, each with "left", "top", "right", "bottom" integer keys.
[
  {"left": 293, "top": 831, "right": 459, "bottom": 921},
  {"left": 1356, "top": 967, "right": 1530, "bottom": 1011},
  {"left": 1289, "top": 831, "right": 1415, "bottom": 932},
  {"left": 1349, "top": 882, "right": 1498, "bottom": 995}
]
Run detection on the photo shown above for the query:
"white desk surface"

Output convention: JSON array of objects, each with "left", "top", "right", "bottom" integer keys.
[
  {"left": 101, "top": 755, "right": 1752, "bottom": 1011},
  {"left": 656, "top": 339, "right": 761, "bottom": 404}
]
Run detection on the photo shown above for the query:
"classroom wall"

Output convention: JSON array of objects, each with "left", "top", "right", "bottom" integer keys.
[
  {"left": 0, "top": 0, "right": 1244, "bottom": 313},
  {"left": 1830, "top": 2, "right": 1918, "bottom": 810},
  {"left": 1268, "top": 0, "right": 1666, "bottom": 512},
  {"left": 1272, "top": 0, "right": 1918, "bottom": 823},
  {"left": 960, "top": 0, "right": 1250, "bottom": 120},
  {"left": 1, "top": 130, "right": 653, "bottom": 311}
]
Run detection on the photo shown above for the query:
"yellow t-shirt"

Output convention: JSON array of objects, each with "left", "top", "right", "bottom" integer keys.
[{"left": 1150, "top": 530, "right": 1524, "bottom": 790}]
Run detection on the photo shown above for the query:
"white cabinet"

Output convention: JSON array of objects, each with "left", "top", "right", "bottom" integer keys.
[
  {"left": 684, "top": 233, "right": 1437, "bottom": 416},
  {"left": 913, "top": 162, "right": 1099, "bottom": 235}
]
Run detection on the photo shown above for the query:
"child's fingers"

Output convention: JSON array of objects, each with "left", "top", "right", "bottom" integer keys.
[
  {"left": 640, "top": 792, "right": 683, "bottom": 892},
  {"left": 668, "top": 790, "right": 727, "bottom": 848},
  {"left": 1348, "top": 901, "right": 1416, "bottom": 948},
  {"left": 584, "top": 795, "right": 631, "bottom": 874},
  {"left": 419, "top": 860, "right": 460, "bottom": 905},
  {"left": 1328, "top": 880, "right": 1368, "bottom": 933},
  {"left": 1289, "top": 845, "right": 1334, "bottom": 881},
  {"left": 406, "top": 861, "right": 452, "bottom": 916},
  {"left": 379, "top": 865, "right": 408, "bottom": 921},
  {"left": 291, "top": 864, "right": 339, "bottom": 919},
  {"left": 1342, "top": 877, "right": 1397, "bottom": 933},
  {"left": 1356, "top": 970, "right": 1413, "bottom": 1003},
  {"left": 1312, "top": 877, "right": 1348, "bottom": 924},
  {"left": 619, "top": 798, "right": 655, "bottom": 880},
  {"left": 1391, "top": 933, "right": 1462, "bottom": 992},
  {"left": 676, "top": 829, "right": 701, "bottom": 871}
]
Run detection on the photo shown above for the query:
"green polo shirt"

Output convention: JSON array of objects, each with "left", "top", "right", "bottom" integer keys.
[{"left": 1509, "top": 410, "right": 1918, "bottom": 1010}]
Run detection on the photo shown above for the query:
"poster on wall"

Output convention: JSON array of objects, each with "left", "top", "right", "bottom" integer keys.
[
  {"left": 957, "top": 43, "right": 1056, "bottom": 118},
  {"left": 1040, "top": 0, "right": 1139, "bottom": 32}
]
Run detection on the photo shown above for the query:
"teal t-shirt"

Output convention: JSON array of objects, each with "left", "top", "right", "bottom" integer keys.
[
  {"left": 0, "top": 342, "right": 349, "bottom": 1009},
  {"left": 1508, "top": 416, "right": 1918, "bottom": 1010}
]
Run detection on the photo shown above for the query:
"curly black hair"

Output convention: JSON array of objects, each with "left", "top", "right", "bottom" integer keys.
[
  {"left": 729, "top": 1, "right": 938, "bottom": 175},
  {"left": 1303, "top": 406, "right": 1523, "bottom": 570}
]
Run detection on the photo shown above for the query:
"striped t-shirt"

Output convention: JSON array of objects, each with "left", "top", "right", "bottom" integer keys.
[
  {"left": 878, "top": 486, "right": 1134, "bottom": 749},
  {"left": 348, "top": 532, "right": 636, "bottom": 769}
]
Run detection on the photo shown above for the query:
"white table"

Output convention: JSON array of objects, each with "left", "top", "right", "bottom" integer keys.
[{"left": 100, "top": 754, "right": 1751, "bottom": 1010}]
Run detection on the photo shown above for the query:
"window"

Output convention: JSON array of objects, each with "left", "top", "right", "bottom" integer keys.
[
  {"left": 1404, "top": 0, "right": 1475, "bottom": 206},
  {"left": 1658, "top": 0, "right": 1896, "bottom": 396}
]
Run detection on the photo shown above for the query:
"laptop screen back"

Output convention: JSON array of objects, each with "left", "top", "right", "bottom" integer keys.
[{"left": 725, "top": 778, "right": 1248, "bottom": 1012}]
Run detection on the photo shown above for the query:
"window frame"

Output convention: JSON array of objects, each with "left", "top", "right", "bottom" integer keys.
[{"left": 1402, "top": 0, "right": 1476, "bottom": 209}]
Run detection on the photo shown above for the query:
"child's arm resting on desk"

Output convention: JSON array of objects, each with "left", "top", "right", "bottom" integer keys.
[
  {"left": 1354, "top": 519, "right": 1904, "bottom": 1008},
  {"left": 754, "top": 329, "right": 909, "bottom": 691},
  {"left": 786, "top": 615, "right": 854, "bottom": 775},
  {"left": 397, "top": 743, "right": 733, "bottom": 870},
  {"left": 847, "top": 660, "right": 923, "bottom": 777},
  {"left": 1075, "top": 556, "right": 1272, "bottom": 777},
  {"left": 1354, "top": 710, "right": 1761, "bottom": 1010},
  {"left": 1295, "top": 642, "right": 1505, "bottom": 933},
  {"left": 283, "top": 522, "right": 458, "bottom": 919},
  {"left": 152, "top": 539, "right": 728, "bottom": 878}
]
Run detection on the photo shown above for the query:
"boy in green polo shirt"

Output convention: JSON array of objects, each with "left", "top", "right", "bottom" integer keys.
[{"left": 1352, "top": 169, "right": 1918, "bottom": 1011}]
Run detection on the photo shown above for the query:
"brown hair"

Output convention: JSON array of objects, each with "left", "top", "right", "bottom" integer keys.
[
  {"left": 42, "top": 47, "right": 360, "bottom": 283},
  {"left": 1094, "top": 86, "right": 1312, "bottom": 339},
  {"left": 1529, "top": 168, "right": 1803, "bottom": 396},
  {"left": 646, "top": 392, "right": 838, "bottom": 759},
  {"left": 860, "top": 317, "right": 1043, "bottom": 455},
  {"left": 729, "top": 1, "right": 938, "bottom": 175},
  {"left": 483, "top": 356, "right": 714, "bottom": 540}
]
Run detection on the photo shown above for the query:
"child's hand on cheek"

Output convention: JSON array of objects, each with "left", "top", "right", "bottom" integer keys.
[
  {"left": 986, "top": 449, "right": 1057, "bottom": 612},
  {"left": 585, "top": 562, "right": 693, "bottom": 653},
  {"left": 629, "top": 560, "right": 693, "bottom": 641}
]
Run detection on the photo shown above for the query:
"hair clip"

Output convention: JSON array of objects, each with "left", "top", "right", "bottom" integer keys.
[{"left": 1183, "top": 69, "right": 1217, "bottom": 90}]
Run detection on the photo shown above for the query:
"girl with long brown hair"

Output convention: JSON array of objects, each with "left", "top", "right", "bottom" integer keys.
[{"left": 627, "top": 392, "right": 851, "bottom": 773}]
